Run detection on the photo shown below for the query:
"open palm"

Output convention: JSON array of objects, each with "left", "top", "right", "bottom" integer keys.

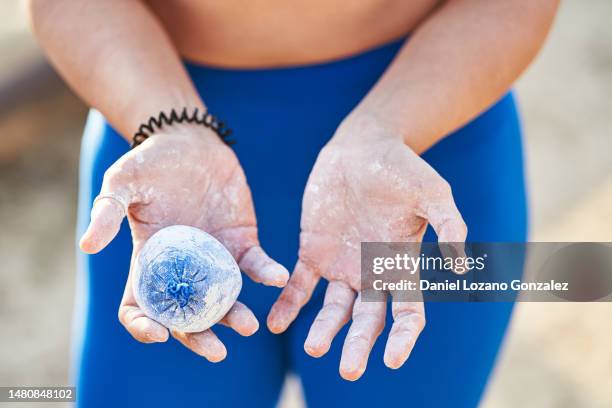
[
  {"left": 80, "top": 126, "right": 288, "bottom": 362},
  {"left": 268, "top": 137, "right": 466, "bottom": 380}
]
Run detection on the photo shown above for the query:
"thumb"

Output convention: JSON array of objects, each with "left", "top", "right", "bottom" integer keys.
[
  {"left": 80, "top": 192, "right": 130, "bottom": 254},
  {"left": 424, "top": 184, "right": 469, "bottom": 274}
]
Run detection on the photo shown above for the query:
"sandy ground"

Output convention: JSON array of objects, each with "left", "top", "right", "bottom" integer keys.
[{"left": 0, "top": 1, "right": 611, "bottom": 407}]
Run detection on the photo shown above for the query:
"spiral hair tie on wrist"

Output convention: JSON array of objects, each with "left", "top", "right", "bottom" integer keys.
[{"left": 131, "top": 107, "right": 234, "bottom": 148}]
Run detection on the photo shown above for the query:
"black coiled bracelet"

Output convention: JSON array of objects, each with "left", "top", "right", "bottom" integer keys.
[{"left": 131, "top": 107, "right": 234, "bottom": 148}]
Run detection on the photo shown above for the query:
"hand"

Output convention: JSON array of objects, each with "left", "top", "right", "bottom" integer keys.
[
  {"left": 79, "top": 125, "right": 289, "bottom": 362},
  {"left": 267, "top": 121, "right": 466, "bottom": 380}
]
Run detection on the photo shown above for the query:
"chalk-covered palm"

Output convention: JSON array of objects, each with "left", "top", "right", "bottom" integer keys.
[
  {"left": 80, "top": 126, "right": 288, "bottom": 362},
  {"left": 267, "top": 134, "right": 466, "bottom": 380}
]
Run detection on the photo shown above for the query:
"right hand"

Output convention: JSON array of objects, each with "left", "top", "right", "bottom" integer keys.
[{"left": 79, "top": 125, "right": 289, "bottom": 362}]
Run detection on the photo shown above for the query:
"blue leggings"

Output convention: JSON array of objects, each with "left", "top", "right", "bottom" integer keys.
[{"left": 74, "top": 38, "right": 527, "bottom": 407}]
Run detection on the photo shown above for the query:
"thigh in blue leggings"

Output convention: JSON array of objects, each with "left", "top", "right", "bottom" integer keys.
[{"left": 74, "top": 38, "right": 527, "bottom": 407}]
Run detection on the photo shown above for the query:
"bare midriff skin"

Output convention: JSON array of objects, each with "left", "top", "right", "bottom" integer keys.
[
  {"left": 28, "top": 0, "right": 559, "bottom": 381},
  {"left": 146, "top": 0, "right": 440, "bottom": 67}
]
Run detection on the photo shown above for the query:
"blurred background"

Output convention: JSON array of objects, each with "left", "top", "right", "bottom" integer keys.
[{"left": 0, "top": 1, "right": 611, "bottom": 407}]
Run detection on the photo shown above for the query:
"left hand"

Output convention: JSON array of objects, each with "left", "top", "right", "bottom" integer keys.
[{"left": 267, "top": 119, "right": 467, "bottom": 380}]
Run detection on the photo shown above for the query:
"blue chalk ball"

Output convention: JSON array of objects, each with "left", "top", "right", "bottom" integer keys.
[{"left": 133, "top": 225, "right": 242, "bottom": 333}]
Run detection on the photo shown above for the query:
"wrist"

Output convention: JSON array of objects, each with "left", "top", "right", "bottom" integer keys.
[
  {"left": 144, "top": 124, "right": 228, "bottom": 151},
  {"left": 334, "top": 108, "right": 431, "bottom": 154},
  {"left": 332, "top": 111, "right": 404, "bottom": 147},
  {"left": 131, "top": 107, "right": 233, "bottom": 149}
]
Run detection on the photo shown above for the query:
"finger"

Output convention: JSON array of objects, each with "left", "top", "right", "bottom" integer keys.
[
  {"left": 80, "top": 165, "right": 133, "bottom": 254},
  {"left": 80, "top": 195, "right": 128, "bottom": 253},
  {"left": 118, "top": 241, "right": 169, "bottom": 343},
  {"left": 214, "top": 227, "right": 290, "bottom": 288},
  {"left": 171, "top": 329, "right": 227, "bottom": 362},
  {"left": 425, "top": 189, "right": 467, "bottom": 243},
  {"left": 118, "top": 304, "right": 169, "bottom": 343},
  {"left": 218, "top": 301, "right": 259, "bottom": 336},
  {"left": 239, "top": 246, "right": 289, "bottom": 288},
  {"left": 425, "top": 184, "right": 468, "bottom": 274},
  {"left": 304, "top": 281, "right": 355, "bottom": 357},
  {"left": 339, "top": 293, "right": 387, "bottom": 381},
  {"left": 267, "top": 260, "right": 319, "bottom": 334},
  {"left": 383, "top": 299, "right": 426, "bottom": 369}
]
